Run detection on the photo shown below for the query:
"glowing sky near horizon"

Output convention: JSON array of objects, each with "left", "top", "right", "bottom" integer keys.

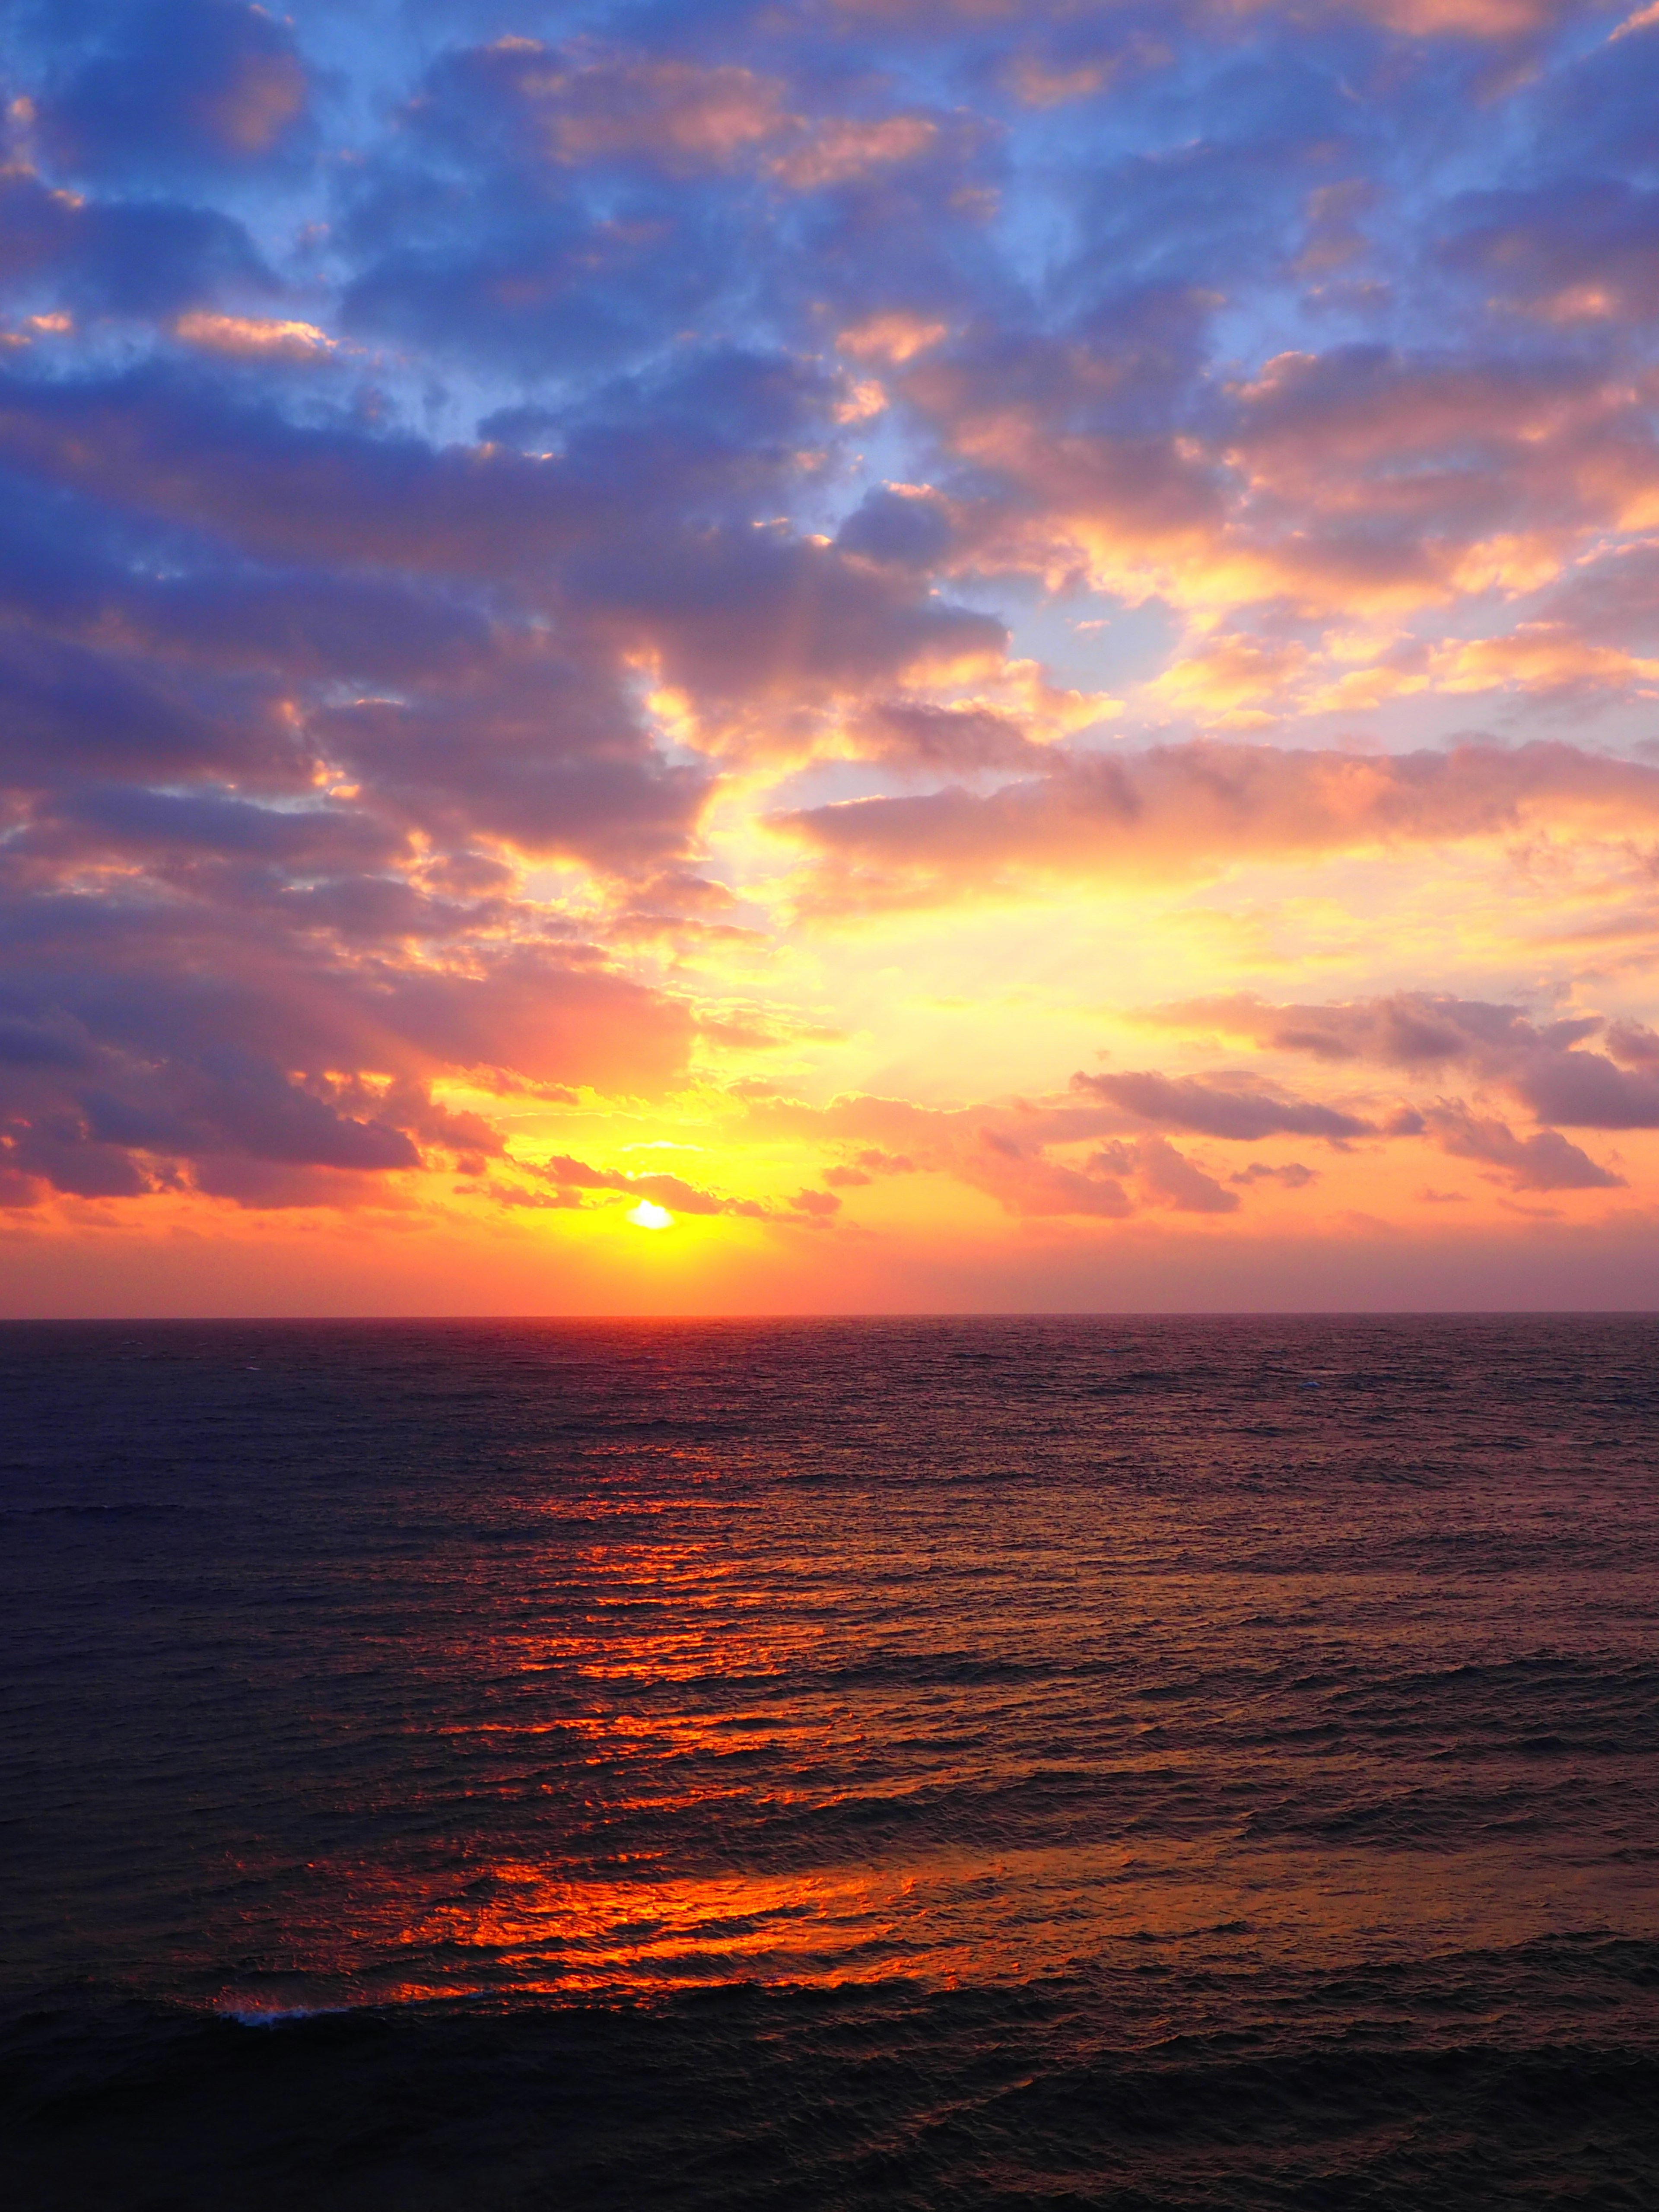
[{"left": 6, "top": 0, "right": 1659, "bottom": 1313}]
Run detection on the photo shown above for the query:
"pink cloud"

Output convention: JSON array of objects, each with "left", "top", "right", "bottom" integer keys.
[{"left": 776, "top": 740, "right": 1659, "bottom": 908}]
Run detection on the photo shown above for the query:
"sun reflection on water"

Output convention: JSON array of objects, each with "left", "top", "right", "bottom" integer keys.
[{"left": 186, "top": 1331, "right": 1659, "bottom": 2026}]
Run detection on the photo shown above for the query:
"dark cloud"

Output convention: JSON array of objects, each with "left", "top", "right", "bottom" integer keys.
[
  {"left": 35, "top": 0, "right": 314, "bottom": 183},
  {"left": 1074, "top": 1068, "right": 1370, "bottom": 1140},
  {"left": 1143, "top": 988, "right": 1659, "bottom": 1140},
  {"left": 1230, "top": 1160, "right": 1318, "bottom": 1187},
  {"left": 0, "top": 864, "right": 698, "bottom": 1203},
  {"left": 313, "top": 666, "right": 710, "bottom": 870},
  {"left": 42, "top": 787, "right": 398, "bottom": 869},
  {"left": 0, "top": 463, "right": 490, "bottom": 684},
  {"left": 0, "top": 167, "right": 274, "bottom": 319},
  {"left": 1605, "top": 1020, "right": 1659, "bottom": 1069},
  {"left": 1510, "top": 1047, "right": 1659, "bottom": 1131},
  {"left": 1439, "top": 179, "right": 1659, "bottom": 324},
  {"left": 569, "top": 519, "right": 1007, "bottom": 706},
  {"left": 835, "top": 487, "right": 956, "bottom": 569},
  {"left": 342, "top": 205, "right": 734, "bottom": 378},
  {"left": 1540, "top": 8, "right": 1659, "bottom": 178}
]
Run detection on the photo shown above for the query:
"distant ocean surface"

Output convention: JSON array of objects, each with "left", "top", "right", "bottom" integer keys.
[{"left": 4, "top": 1316, "right": 1657, "bottom": 2209}]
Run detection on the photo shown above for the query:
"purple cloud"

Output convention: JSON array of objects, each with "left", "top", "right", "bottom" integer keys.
[
  {"left": 1423, "top": 1107, "right": 1624, "bottom": 1192},
  {"left": 1146, "top": 991, "right": 1659, "bottom": 1132},
  {"left": 1074, "top": 1069, "right": 1370, "bottom": 1141}
]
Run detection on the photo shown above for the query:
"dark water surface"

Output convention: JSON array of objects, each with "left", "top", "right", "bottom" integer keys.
[{"left": 3, "top": 1316, "right": 1657, "bottom": 2208}]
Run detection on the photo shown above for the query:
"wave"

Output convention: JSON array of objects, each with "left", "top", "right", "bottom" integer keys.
[{"left": 7, "top": 1953, "right": 1659, "bottom": 2211}]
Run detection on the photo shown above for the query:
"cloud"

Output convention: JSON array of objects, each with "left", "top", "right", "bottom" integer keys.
[
  {"left": 0, "top": 869, "right": 700, "bottom": 1205},
  {"left": 837, "top": 314, "right": 950, "bottom": 363},
  {"left": 173, "top": 313, "right": 339, "bottom": 362},
  {"left": 524, "top": 1150, "right": 770, "bottom": 1218},
  {"left": 965, "top": 1131, "right": 1137, "bottom": 1217},
  {"left": 0, "top": 165, "right": 273, "bottom": 320},
  {"left": 35, "top": 0, "right": 313, "bottom": 183},
  {"left": 825, "top": 0, "right": 1584, "bottom": 38},
  {"left": 391, "top": 42, "right": 959, "bottom": 192},
  {"left": 893, "top": 312, "right": 1659, "bottom": 628},
  {"left": 333, "top": 36, "right": 988, "bottom": 376},
  {"left": 1439, "top": 180, "right": 1659, "bottom": 326},
  {"left": 824, "top": 1146, "right": 917, "bottom": 1186},
  {"left": 1422, "top": 1106, "right": 1624, "bottom": 1190},
  {"left": 775, "top": 741, "right": 1659, "bottom": 907},
  {"left": 0, "top": 330, "right": 883, "bottom": 1215},
  {"left": 789, "top": 1185, "right": 842, "bottom": 1216},
  {"left": 835, "top": 485, "right": 956, "bottom": 569},
  {"left": 741, "top": 1085, "right": 1295, "bottom": 1221},
  {"left": 840, "top": 699, "right": 1041, "bottom": 772},
  {"left": 1605, "top": 1019, "right": 1659, "bottom": 1068},
  {"left": 1132, "top": 1131, "right": 1239, "bottom": 1212},
  {"left": 1509, "top": 1047, "right": 1659, "bottom": 1129},
  {"left": 470, "top": 50, "right": 793, "bottom": 175},
  {"left": 1141, "top": 987, "right": 1659, "bottom": 1138},
  {"left": 1427, "top": 624, "right": 1659, "bottom": 699},
  {"left": 1142, "top": 990, "right": 1549, "bottom": 1065},
  {"left": 1074, "top": 1068, "right": 1370, "bottom": 1140}
]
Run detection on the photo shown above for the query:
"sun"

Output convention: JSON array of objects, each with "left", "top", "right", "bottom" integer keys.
[{"left": 626, "top": 1200, "right": 674, "bottom": 1230}]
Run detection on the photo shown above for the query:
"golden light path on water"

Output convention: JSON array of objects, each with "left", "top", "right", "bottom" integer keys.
[{"left": 181, "top": 1321, "right": 1659, "bottom": 2026}]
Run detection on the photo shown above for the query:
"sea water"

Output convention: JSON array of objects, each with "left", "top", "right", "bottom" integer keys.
[{"left": 4, "top": 1316, "right": 1657, "bottom": 2206}]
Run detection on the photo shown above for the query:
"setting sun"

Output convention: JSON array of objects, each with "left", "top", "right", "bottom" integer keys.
[{"left": 627, "top": 1201, "right": 674, "bottom": 1231}]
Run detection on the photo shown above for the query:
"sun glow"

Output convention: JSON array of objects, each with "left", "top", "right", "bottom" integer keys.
[{"left": 627, "top": 1201, "right": 675, "bottom": 1230}]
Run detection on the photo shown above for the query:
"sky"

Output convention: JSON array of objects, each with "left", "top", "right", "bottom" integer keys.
[{"left": 4, "top": 0, "right": 1659, "bottom": 1313}]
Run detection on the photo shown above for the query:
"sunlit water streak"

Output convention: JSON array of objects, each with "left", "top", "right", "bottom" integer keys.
[{"left": 3, "top": 1316, "right": 1657, "bottom": 2207}]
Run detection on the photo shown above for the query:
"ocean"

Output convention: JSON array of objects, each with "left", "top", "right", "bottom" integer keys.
[{"left": 3, "top": 1315, "right": 1656, "bottom": 2208}]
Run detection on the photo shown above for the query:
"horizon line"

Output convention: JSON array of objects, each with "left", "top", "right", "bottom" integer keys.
[{"left": 3, "top": 1307, "right": 1657, "bottom": 1324}]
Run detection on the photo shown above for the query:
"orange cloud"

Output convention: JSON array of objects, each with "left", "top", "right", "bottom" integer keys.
[
  {"left": 836, "top": 314, "right": 950, "bottom": 363},
  {"left": 909, "top": 337, "right": 1659, "bottom": 626},
  {"left": 173, "top": 312, "right": 339, "bottom": 360},
  {"left": 1428, "top": 623, "right": 1659, "bottom": 696}
]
